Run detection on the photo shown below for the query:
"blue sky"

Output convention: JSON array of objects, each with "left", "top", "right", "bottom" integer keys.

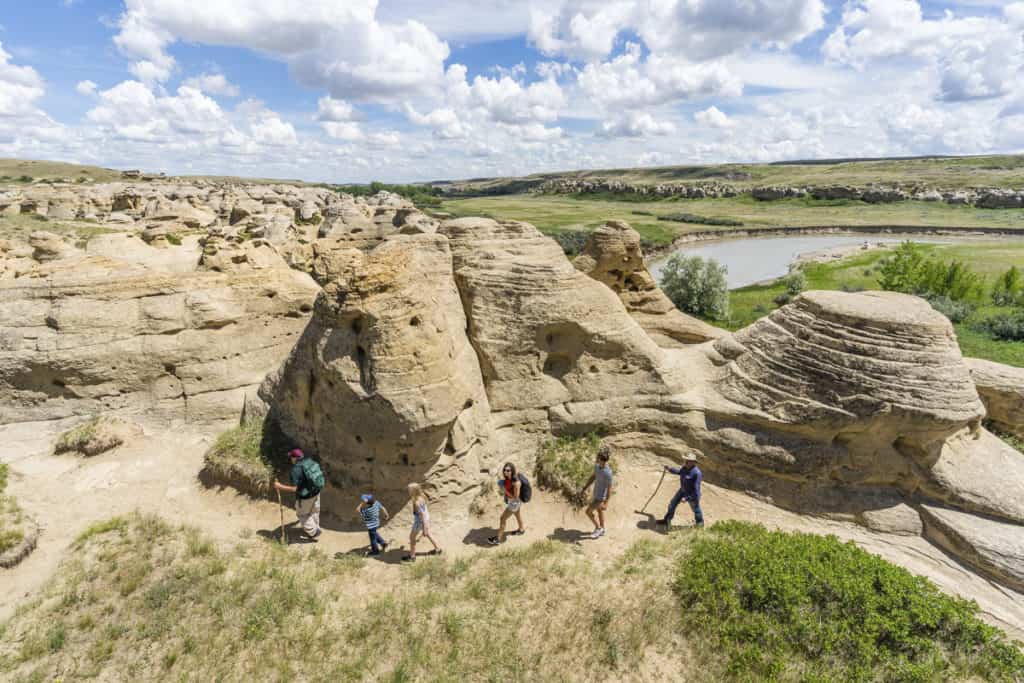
[{"left": 0, "top": 1, "right": 1022, "bottom": 182}]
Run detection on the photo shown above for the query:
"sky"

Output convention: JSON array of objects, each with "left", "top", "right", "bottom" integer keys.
[{"left": 0, "top": 0, "right": 1022, "bottom": 183}]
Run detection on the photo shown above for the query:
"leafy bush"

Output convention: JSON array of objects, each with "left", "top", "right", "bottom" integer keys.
[
  {"left": 878, "top": 242, "right": 985, "bottom": 303},
  {"left": 927, "top": 295, "right": 975, "bottom": 323},
  {"left": 992, "top": 266, "right": 1023, "bottom": 307},
  {"left": 782, "top": 270, "right": 806, "bottom": 297},
  {"left": 979, "top": 312, "right": 1024, "bottom": 342},
  {"left": 773, "top": 292, "right": 792, "bottom": 307},
  {"left": 535, "top": 433, "right": 615, "bottom": 507},
  {"left": 675, "top": 521, "right": 1024, "bottom": 682},
  {"left": 657, "top": 212, "right": 743, "bottom": 227},
  {"left": 660, "top": 254, "right": 730, "bottom": 320}
]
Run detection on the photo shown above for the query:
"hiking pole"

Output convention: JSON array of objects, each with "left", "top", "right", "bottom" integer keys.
[
  {"left": 275, "top": 486, "right": 287, "bottom": 545},
  {"left": 637, "top": 469, "right": 667, "bottom": 514}
]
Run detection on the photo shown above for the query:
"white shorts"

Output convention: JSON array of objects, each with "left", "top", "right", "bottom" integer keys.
[{"left": 505, "top": 500, "right": 522, "bottom": 513}]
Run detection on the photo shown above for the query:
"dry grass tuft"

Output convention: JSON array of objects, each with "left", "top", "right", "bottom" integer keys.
[
  {"left": 53, "top": 416, "right": 126, "bottom": 457},
  {"left": 535, "top": 433, "right": 617, "bottom": 507}
]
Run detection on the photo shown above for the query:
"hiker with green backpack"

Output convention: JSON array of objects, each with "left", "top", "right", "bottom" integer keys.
[{"left": 273, "top": 448, "right": 324, "bottom": 542}]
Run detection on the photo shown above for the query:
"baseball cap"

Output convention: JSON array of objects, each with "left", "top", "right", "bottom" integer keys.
[{"left": 288, "top": 448, "right": 304, "bottom": 459}]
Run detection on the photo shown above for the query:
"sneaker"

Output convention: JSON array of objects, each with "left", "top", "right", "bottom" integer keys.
[
  {"left": 305, "top": 529, "right": 322, "bottom": 542},
  {"left": 510, "top": 529, "right": 525, "bottom": 536},
  {"left": 655, "top": 519, "right": 668, "bottom": 526},
  {"left": 433, "top": 548, "right": 443, "bottom": 556},
  {"left": 590, "top": 527, "right": 605, "bottom": 539},
  {"left": 401, "top": 555, "right": 416, "bottom": 563},
  {"left": 487, "top": 536, "right": 500, "bottom": 546},
  {"left": 365, "top": 550, "right": 380, "bottom": 557}
]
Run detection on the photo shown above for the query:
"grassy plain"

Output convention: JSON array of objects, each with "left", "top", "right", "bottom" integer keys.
[
  {"left": 2, "top": 514, "right": 1020, "bottom": 682},
  {"left": 441, "top": 194, "right": 1024, "bottom": 247}
]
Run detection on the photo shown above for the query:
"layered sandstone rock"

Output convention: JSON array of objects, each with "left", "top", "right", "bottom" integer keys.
[
  {"left": 573, "top": 221, "right": 724, "bottom": 347},
  {"left": 0, "top": 235, "right": 319, "bottom": 426},
  {"left": 967, "top": 357, "right": 1024, "bottom": 438},
  {"left": 261, "top": 234, "right": 492, "bottom": 518}
]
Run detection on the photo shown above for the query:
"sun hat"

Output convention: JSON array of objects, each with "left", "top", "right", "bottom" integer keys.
[{"left": 684, "top": 451, "right": 700, "bottom": 461}]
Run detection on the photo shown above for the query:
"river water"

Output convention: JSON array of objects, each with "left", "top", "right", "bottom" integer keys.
[{"left": 648, "top": 234, "right": 948, "bottom": 290}]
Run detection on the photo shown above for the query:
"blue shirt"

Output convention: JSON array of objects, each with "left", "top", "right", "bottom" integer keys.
[
  {"left": 593, "top": 464, "right": 613, "bottom": 500},
  {"left": 360, "top": 501, "right": 382, "bottom": 530},
  {"left": 669, "top": 465, "right": 702, "bottom": 500}
]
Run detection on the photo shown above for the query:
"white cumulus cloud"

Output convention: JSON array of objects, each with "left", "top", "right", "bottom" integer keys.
[{"left": 183, "top": 73, "right": 241, "bottom": 97}]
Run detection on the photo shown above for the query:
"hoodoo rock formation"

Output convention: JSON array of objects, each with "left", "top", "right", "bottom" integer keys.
[
  {"left": 2, "top": 183, "right": 1023, "bottom": 591},
  {"left": 572, "top": 220, "right": 724, "bottom": 347}
]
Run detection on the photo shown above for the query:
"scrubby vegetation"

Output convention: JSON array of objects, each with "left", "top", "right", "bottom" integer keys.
[
  {"left": 331, "top": 181, "right": 443, "bottom": 209},
  {"left": 878, "top": 242, "right": 986, "bottom": 303},
  {"left": 657, "top": 212, "right": 743, "bottom": 227},
  {"left": 660, "top": 254, "right": 730, "bottom": 320},
  {"left": 0, "top": 463, "right": 25, "bottom": 556},
  {"left": 535, "top": 433, "right": 616, "bottom": 507},
  {"left": 2, "top": 514, "right": 1020, "bottom": 682},
  {"left": 200, "top": 418, "right": 289, "bottom": 497},
  {"left": 53, "top": 416, "right": 124, "bottom": 457},
  {"left": 677, "top": 521, "right": 1024, "bottom": 682}
]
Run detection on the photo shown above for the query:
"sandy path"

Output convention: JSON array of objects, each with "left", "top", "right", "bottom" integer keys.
[{"left": 2, "top": 421, "right": 1022, "bottom": 641}]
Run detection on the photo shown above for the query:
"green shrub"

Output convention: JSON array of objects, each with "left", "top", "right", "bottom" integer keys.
[
  {"left": 535, "top": 433, "right": 615, "bottom": 507},
  {"left": 782, "top": 270, "right": 806, "bottom": 297},
  {"left": 773, "top": 292, "right": 792, "bottom": 307},
  {"left": 979, "top": 311, "right": 1024, "bottom": 342},
  {"left": 657, "top": 212, "right": 743, "bottom": 227},
  {"left": 878, "top": 242, "right": 986, "bottom": 303},
  {"left": 927, "top": 295, "right": 975, "bottom": 324},
  {"left": 676, "top": 521, "right": 1024, "bottom": 682},
  {"left": 331, "top": 181, "right": 442, "bottom": 209},
  {"left": 165, "top": 233, "right": 182, "bottom": 246},
  {"left": 551, "top": 230, "right": 590, "bottom": 257},
  {"left": 660, "top": 254, "right": 730, "bottom": 320}
]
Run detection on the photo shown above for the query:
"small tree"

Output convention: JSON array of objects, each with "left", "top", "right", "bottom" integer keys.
[
  {"left": 660, "top": 254, "right": 730, "bottom": 320},
  {"left": 992, "top": 266, "right": 1022, "bottom": 306},
  {"left": 878, "top": 242, "right": 926, "bottom": 293},
  {"left": 783, "top": 270, "right": 806, "bottom": 297}
]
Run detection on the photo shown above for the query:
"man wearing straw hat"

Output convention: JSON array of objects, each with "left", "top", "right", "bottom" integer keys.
[{"left": 656, "top": 452, "right": 704, "bottom": 528}]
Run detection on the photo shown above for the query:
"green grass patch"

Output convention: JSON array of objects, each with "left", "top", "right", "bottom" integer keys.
[
  {"left": 535, "top": 433, "right": 617, "bottom": 507},
  {"left": 676, "top": 521, "right": 1024, "bottom": 682},
  {"left": 658, "top": 212, "right": 744, "bottom": 227},
  {"left": 200, "top": 418, "right": 290, "bottom": 497}
]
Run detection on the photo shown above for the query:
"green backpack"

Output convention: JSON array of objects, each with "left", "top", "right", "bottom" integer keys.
[{"left": 300, "top": 458, "right": 325, "bottom": 496}]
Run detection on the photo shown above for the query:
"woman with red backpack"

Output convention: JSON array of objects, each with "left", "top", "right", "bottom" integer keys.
[{"left": 488, "top": 462, "right": 530, "bottom": 546}]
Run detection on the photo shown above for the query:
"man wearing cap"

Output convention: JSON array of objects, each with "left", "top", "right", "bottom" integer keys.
[
  {"left": 656, "top": 452, "right": 704, "bottom": 528},
  {"left": 273, "top": 448, "right": 323, "bottom": 541}
]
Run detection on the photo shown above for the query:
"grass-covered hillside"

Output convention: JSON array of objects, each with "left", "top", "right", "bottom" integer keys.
[
  {"left": 1, "top": 514, "right": 1021, "bottom": 682},
  {"left": 441, "top": 194, "right": 1024, "bottom": 249},
  {"left": 436, "top": 155, "right": 1024, "bottom": 195}
]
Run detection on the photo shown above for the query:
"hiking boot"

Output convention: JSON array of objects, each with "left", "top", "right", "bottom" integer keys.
[
  {"left": 510, "top": 529, "right": 525, "bottom": 536},
  {"left": 401, "top": 555, "right": 416, "bottom": 563},
  {"left": 487, "top": 536, "right": 501, "bottom": 546},
  {"left": 590, "top": 527, "right": 605, "bottom": 539}
]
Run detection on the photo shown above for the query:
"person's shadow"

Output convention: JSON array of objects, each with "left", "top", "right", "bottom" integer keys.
[
  {"left": 257, "top": 522, "right": 312, "bottom": 545},
  {"left": 336, "top": 547, "right": 406, "bottom": 565},
  {"left": 635, "top": 511, "right": 668, "bottom": 534},
  {"left": 547, "top": 527, "right": 590, "bottom": 544}
]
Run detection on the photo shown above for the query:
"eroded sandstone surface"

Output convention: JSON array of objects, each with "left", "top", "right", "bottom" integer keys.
[{"left": 2, "top": 184, "right": 1023, "bottom": 591}]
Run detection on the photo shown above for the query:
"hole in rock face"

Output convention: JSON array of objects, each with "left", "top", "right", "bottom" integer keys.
[
  {"left": 52, "top": 379, "right": 66, "bottom": 388},
  {"left": 543, "top": 354, "right": 572, "bottom": 379},
  {"left": 400, "top": 453, "right": 410, "bottom": 466},
  {"left": 463, "top": 399, "right": 474, "bottom": 409},
  {"left": 356, "top": 345, "right": 372, "bottom": 391},
  {"left": 351, "top": 317, "right": 362, "bottom": 335},
  {"left": 355, "top": 435, "right": 363, "bottom": 443},
  {"left": 410, "top": 316, "right": 421, "bottom": 327},
  {"left": 589, "top": 365, "right": 599, "bottom": 373},
  {"left": 546, "top": 334, "right": 555, "bottom": 346}
]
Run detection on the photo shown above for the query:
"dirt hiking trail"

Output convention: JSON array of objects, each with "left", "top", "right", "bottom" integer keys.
[{"left": 2, "top": 417, "right": 1023, "bottom": 641}]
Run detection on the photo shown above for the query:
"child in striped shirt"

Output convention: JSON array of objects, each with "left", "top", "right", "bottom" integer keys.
[{"left": 357, "top": 494, "right": 390, "bottom": 556}]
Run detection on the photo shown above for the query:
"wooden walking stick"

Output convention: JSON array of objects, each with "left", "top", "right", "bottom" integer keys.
[
  {"left": 276, "top": 485, "right": 287, "bottom": 545},
  {"left": 637, "top": 469, "right": 667, "bottom": 514}
]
